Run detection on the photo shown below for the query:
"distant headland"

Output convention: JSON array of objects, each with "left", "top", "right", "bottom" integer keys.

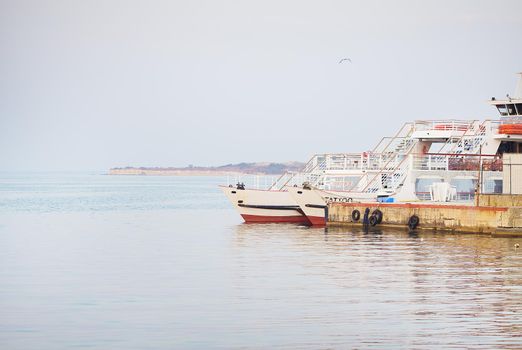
[{"left": 109, "top": 161, "right": 305, "bottom": 176}]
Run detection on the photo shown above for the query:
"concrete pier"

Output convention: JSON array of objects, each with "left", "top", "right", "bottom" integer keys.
[{"left": 328, "top": 194, "right": 522, "bottom": 237}]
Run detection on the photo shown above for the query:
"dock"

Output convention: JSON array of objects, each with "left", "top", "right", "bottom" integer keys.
[{"left": 328, "top": 194, "right": 522, "bottom": 237}]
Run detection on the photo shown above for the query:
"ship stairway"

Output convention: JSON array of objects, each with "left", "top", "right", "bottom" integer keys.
[
  {"left": 269, "top": 151, "right": 329, "bottom": 190},
  {"left": 372, "top": 122, "right": 415, "bottom": 155},
  {"left": 357, "top": 120, "right": 493, "bottom": 197},
  {"left": 437, "top": 120, "right": 489, "bottom": 155},
  {"left": 349, "top": 137, "right": 420, "bottom": 195}
]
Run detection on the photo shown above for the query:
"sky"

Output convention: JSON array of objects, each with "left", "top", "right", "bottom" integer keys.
[{"left": 1, "top": 0, "right": 521, "bottom": 171}]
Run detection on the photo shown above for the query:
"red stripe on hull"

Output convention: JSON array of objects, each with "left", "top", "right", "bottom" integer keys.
[
  {"left": 307, "top": 215, "right": 327, "bottom": 226},
  {"left": 241, "top": 214, "right": 311, "bottom": 224}
]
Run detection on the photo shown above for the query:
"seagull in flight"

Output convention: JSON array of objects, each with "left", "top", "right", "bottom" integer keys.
[{"left": 339, "top": 58, "right": 352, "bottom": 64}]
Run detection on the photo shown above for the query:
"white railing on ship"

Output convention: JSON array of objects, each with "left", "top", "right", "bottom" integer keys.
[
  {"left": 423, "top": 119, "right": 499, "bottom": 155},
  {"left": 278, "top": 121, "right": 417, "bottom": 191},
  {"left": 412, "top": 153, "right": 503, "bottom": 172},
  {"left": 500, "top": 116, "right": 522, "bottom": 124},
  {"left": 346, "top": 138, "right": 419, "bottom": 193},
  {"left": 488, "top": 120, "right": 501, "bottom": 130},
  {"left": 436, "top": 120, "right": 478, "bottom": 154},
  {"left": 412, "top": 119, "right": 475, "bottom": 132},
  {"left": 413, "top": 154, "right": 449, "bottom": 171},
  {"left": 268, "top": 152, "right": 328, "bottom": 190},
  {"left": 227, "top": 174, "right": 279, "bottom": 190},
  {"left": 320, "top": 153, "right": 369, "bottom": 171},
  {"left": 270, "top": 120, "right": 499, "bottom": 192},
  {"left": 372, "top": 122, "right": 414, "bottom": 154},
  {"left": 268, "top": 171, "right": 298, "bottom": 190}
]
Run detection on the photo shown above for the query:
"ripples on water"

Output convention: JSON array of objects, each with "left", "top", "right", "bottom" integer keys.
[{"left": 0, "top": 173, "right": 521, "bottom": 349}]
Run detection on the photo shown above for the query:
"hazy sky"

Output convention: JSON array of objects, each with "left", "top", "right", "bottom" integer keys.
[{"left": 1, "top": 0, "right": 521, "bottom": 171}]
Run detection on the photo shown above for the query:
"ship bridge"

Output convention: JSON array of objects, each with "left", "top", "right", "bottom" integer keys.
[{"left": 491, "top": 72, "right": 522, "bottom": 153}]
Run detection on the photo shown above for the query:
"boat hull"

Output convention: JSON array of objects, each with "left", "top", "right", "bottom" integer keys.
[
  {"left": 219, "top": 186, "right": 311, "bottom": 224},
  {"left": 286, "top": 186, "right": 329, "bottom": 226},
  {"left": 241, "top": 214, "right": 308, "bottom": 223},
  {"left": 286, "top": 186, "right": 379, "bottom": 226}
]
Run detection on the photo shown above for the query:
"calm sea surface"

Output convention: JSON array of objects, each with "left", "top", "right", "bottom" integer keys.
[{"left": 1, "top": 173, "right": 521, "bottom": 349}]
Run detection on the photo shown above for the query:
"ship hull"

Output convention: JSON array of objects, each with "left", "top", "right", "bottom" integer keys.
[
  {"left": 286, "top": 186, "right": 329, "bottom": 226},
  {"left": 219, "top": 186, "right": 311, "bottom": 224},
  {"left": 286, "top": 186, "right": 379, "bottom": 226}
]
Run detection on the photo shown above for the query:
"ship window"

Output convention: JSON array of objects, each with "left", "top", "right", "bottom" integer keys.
[
  {"left": 516, "top": 103, "right": 522, "bottom": 115},
  {"left": 497, "top": 105, "right": 508, "bottom": 116},
  {"left": 507, "top": 104, "right": 518, "bottom": 116}
]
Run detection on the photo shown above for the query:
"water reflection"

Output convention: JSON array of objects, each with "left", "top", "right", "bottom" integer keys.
[
  {"left": 4, "top": 174, "right": 519, "bottom": 349},
  {"left": 232, "top": 224, "right": 522, "bottom": 348}
]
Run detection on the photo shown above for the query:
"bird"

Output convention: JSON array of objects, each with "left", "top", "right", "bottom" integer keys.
[{"left": 339, "top": 58, "right": 352, "bottom": 64}]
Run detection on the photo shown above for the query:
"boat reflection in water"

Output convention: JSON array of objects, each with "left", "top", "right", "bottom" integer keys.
[{"left": 232, "top": 224, "right": 522, "bottom": 348}]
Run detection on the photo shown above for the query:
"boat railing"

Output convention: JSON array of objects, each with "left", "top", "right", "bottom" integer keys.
[
  {"left": 435, "top": 120, "right": 478, "bottom": 154},
  {"left": 268, "top": 171, "right": 296, "bottom": 190},
  {"left": 300, "top": 153, "right": 326, "bottom": 174},
  {"left": 434, "top": 119, "right": 502, "bottom": 156},
  {"left": 347, "top": 150, "right": 502, "bottom": 196},
  {"left": 319, "top": 174, "right": 364, "bottom": 192},
  {"left": 373, "top": 137, "right": 411, "bottom": 155},
  {"left": 372, "top": 137, "right": 392, "bottom": 154},
  {"left": 299, "top": 153, "right": 379, "bottom": 172},
  {"left": 338, "top": 154, "right": 412, "bottom": 194},
  {"left": 412, "top": 119, "right": 475, "bottom": 132},
  {"left": 347, "top": 137, "right": 419, "bottom": 193},
  {"left": 474, "top": 119, "right": 500, "bottom": 135},
  {"left": 227, "top": 174, "right": 281, "bottom": 190},
  {"left": 500, "top": 116, "right": 522, "bottom": 124},
  {"left": 268, "top": 151, "right": 390, "bottom": 190},
  {"left": 269, "top": 152, "right": 329, "bottom": 190},
  {"left": 273, "top": 151, "right": 409, "bottom": 191},
  {"left": 269, "top": 118, "right": 501, "bottom": 191},
  {"left": 489, "top": 119, "right": 501, "bottom": 130},
  {"left": 372, "top": 122, "right": 414, "bottom": 154},
  {"left": 412, "top": 153, "right": 503, "bottom": 171},
  {"left": 315, "top": 152, "right": 416, "bottom": 172}
]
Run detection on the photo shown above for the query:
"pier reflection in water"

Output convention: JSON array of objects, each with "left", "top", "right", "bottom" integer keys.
[{"left": 231, "top": 224, "right": 522, "bottom": 348}]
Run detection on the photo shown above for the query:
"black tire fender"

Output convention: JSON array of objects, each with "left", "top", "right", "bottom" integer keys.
[
  {"left": 351, "top": 209, "right": 360, "bottom": 222},
  {"left": 369, "top": 215, "right": 378, "bottom": 226},
  {"left": 372, "top": 209, "right": 383, "bottom": 224},
  {"left": 408, "top": 215, "right": 420, "bottom": 230}
]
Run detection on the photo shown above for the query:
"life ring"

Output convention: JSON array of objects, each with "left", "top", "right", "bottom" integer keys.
[
  {"left": 372, "top": 209, "right": 383, "bottom": 224},
  {"left": 369, "top": 215, "right": 378, "bottom": 226},
  {"left": 351, "top": 209, "right": 360, "bottom": 222},
  {"left": 408, "top": 215, "right": 420, "bottom": 230}
]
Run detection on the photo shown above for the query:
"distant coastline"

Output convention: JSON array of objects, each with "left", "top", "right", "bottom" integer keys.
[{"left": 109, "top": 162, "right": 305, "bottom": 176}]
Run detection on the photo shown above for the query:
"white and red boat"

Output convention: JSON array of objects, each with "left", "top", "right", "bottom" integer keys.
[
  {"left": 219, "top": 184, "right": 310, "bottom": 224},
  {"left": 222, "top": 73, "right": 522, "bottom": 226}
]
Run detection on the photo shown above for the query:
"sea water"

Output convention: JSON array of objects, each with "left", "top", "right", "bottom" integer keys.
[{"left": 0, "top": 173, "right": 521, "bottom": 349}]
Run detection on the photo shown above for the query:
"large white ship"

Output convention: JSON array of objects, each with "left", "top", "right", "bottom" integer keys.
[{"left": 221, "top": 73, "right": 522, "bottom": 225}]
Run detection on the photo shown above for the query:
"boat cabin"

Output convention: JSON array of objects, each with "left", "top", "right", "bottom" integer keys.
[{"left": 490, "top": 72, "right": 522, "bottom": 154}]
